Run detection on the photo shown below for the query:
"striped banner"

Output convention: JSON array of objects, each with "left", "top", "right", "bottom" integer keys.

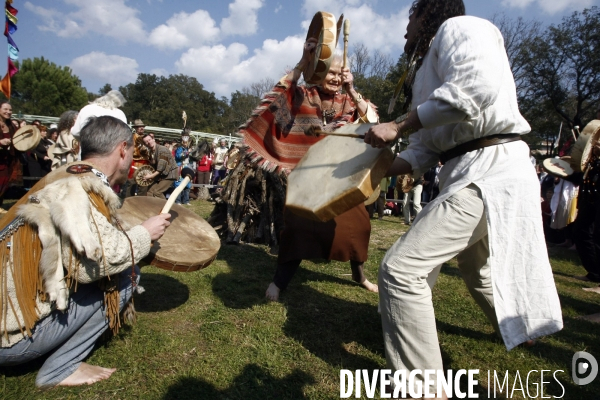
[{"left": 0, "top": 0, "right": 17, "bottom": 99}]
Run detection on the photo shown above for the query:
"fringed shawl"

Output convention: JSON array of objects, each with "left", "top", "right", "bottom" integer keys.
[{"left": 241, "top": 75, "right": 360, "bottom": 174}]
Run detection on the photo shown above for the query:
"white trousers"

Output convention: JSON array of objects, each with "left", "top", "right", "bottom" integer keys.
[
  {"left": 402, "top": 184, "right": 423, "bottom": 224},
  {"left": 379, "top": 184, "right": 499, "bottom": 391}
]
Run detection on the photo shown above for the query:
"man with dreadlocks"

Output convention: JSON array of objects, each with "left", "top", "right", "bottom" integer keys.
[
  {"left": 0, "top": 116, "right": 171, "bottom": 388},
  {"left": 364, "top": 0, "right": 562, "bottom": 397}
]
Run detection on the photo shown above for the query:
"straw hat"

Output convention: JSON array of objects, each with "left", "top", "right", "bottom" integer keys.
[{"left": 132, "top": 119, "right": 145, "bottom": 127}]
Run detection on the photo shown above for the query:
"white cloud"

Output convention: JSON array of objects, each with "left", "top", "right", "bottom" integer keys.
[
  {"left": 299, "top": 1, "right": 408, "bottom": 54},
  {"left": 175, "top": 36, "right": 304, "bottom": 97},
  {"left": 70, "top": 52, "right": 139, "bottom": 87},
  {"left": 501, "top": 0, "right": 594, "bottom": 14},
  {"left": 148, "top": 10, "right": 220, "bottom": 50},
  {"left": 149, "top": 0, "right": 265, "bottom": 51},
  {"left": 26, "top": 0, "right": 147, "bottom": 43},
  {"left": 301, "top": 0, "right": 377, "bottom": 19},
  {"left": 343, "top": 5, "right": 408, "bottom": 53},
  {"left": 220, "top": 0, "right": 264, "bottom": 36}
]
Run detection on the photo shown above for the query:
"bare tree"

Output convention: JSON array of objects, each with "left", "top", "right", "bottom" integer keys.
[
  {"left": 348, "top": 42, "right": 393, "bottom": 79},
  {"left": 243, "top": 77, "right": 277, "bottom": 99},
  {"left": 370, "top": 50, "right": 394, "bottom": 79},
  {"left": 349, "top": 43, "right": 371, "bottom": 77},
  {"left": 491, "top": 13, "right": 542, "bottom": 97}
]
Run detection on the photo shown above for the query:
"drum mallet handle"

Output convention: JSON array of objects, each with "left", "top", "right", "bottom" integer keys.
[
  {"left": 343, "top": 19, "right": 350, "bottom": 69},
  {"left": 308, "top": 129, "right": 364, "bottom": 139},
  {"left": 160, "top": 167, "right": 196, "bottom": 214}
]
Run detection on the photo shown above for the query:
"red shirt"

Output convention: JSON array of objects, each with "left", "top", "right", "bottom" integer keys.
[{"left": 198, "top": 154, "right": 213, "bottom": 172}]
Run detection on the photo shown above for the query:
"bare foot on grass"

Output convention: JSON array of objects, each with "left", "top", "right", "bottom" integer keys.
[
  {"left": 57, "top": 363, "right": 116, "bottom": 386},
  {"left": 361, "top": 279, "right": 378, "bottom": 293},
  {"left": 582, "top": 286, "right": 600, "bottom": 294},
  {"left": 265, "top": 282, "right": 280, "bottom": 301},
  {"left": 579, "top": 313, "right": 600, "bottom": 323}
]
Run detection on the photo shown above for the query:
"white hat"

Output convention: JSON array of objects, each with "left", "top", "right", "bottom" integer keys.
[{"left": 70, "top": 103, "right": 127, "bottom": 139}]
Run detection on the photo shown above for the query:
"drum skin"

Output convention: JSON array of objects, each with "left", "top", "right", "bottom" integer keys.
[
  {"left": 116, "top": 197, "right": 220, "bottom": 272},
  {"left": 579, "top": 120, "right": 600, "bottom": 172},
  {"left": 286, "top": 123, "right": 394, "bottom": 222},
  {"left": 128, "top": 159, "right": 149, "bottom": 180},
  {"left": 542, "top": 157, "right": 574, "bottom": 179},
  {"left": 12, "top": 125, "right": 41, "bottom": 152},
  {"left": 303, "top": 11, "right": 343, "bottom": 85},
  {"left": 570, "top": 120, "right": 600, "bottom": 172}
]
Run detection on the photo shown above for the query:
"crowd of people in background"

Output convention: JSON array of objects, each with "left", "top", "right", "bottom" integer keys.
[
  {"left": 366, "top": 158, "right": 442, "bottom": 223},
  {"left": 0, "top": 99, "right": 241, "bottom": 214},
  {"left": 0, "top": 97, "right": 597, "bottom": 273}
]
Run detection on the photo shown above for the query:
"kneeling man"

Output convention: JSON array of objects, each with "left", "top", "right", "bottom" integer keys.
[{"left": 0, "top": 116, "right": 171, "bottom": 388}]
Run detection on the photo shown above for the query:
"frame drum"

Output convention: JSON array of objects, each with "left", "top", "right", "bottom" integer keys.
[
  {"left": 12, "top": 125, "right": 41, "bottom": 152},
  {"left": 116, "top": 197, "right": 220, "bottom": 272},
  {"left": 570, "top": 120, "right": 600, "bottom": 172},
  {"left": 542, "top": 157, "right": 573, "bottom": 179},
  {"left": 302, "top": 11, "right": 343, "bottom": 85},
  {"left": 134, "top": 164, "right": 155, "bottom": 186},
  {"left": 579, "top": 120, "right": 600, "bottom": 171},
  {"left": 286, "top": 123, "right": 394, "bottom": 222}
]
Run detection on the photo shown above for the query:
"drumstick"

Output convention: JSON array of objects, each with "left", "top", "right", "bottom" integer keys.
[
  {"left": 160, "top": 167, "right": 196, "bottom": 214},
  {"left": 306, "top": 127, "right": 364, "bottom": 139}
]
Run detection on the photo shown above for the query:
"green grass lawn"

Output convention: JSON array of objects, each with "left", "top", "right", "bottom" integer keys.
[{"left": 1, "top": 199, "right": 599, "bottom": 399}]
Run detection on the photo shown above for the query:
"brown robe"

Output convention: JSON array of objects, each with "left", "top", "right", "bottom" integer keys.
[{"left": 278, "top": 205, "right": 370, "bottom": 264}]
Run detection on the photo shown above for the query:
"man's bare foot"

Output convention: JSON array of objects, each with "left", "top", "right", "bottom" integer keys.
[
  {"left": 361, "top": 279, "right": 378, "bottom": 293},
  {"left": 57, "top": 362, "right": 116, "bottom": 386},
  {"left": 579, "top": 313, "right": 600, "bottom": 323},
  {"left": 265, "top": 282, "right": 280, "bottom": 301},
  {"left": 583, "top": 286, "right": 600, "bottom": 294}
]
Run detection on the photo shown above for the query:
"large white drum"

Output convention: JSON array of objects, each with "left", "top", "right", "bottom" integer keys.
[{"left": 286, "top": 123, "right": 394, "bottom": 222}]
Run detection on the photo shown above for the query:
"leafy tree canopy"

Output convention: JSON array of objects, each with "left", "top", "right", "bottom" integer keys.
[
  {"left": 4, "top": 57, "right": 88, "bottom": 117},
  {"left": 119, "top": 73, "right": 229, "bottom": 133}
]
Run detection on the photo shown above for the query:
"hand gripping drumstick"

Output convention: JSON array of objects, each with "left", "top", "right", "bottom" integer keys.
[
  {"left": 305, "top": 126, "right": 364, "bottom": 139},
  {"left": 160, "top": 167, "right": 196, "bottom": 214}
]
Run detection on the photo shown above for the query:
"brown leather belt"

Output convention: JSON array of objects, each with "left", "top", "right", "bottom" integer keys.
[{"left": 439, "top": 134, "right": 522, "bottom": 165}]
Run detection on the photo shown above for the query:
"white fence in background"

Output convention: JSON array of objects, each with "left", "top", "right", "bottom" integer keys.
[{"left": 16, "top": 114, "right": 242, "bottom": 145}]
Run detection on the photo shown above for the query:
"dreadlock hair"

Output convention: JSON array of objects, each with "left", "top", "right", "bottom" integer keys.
[{"left": 409, "top": 0, "right": 466, "bottom": 57}]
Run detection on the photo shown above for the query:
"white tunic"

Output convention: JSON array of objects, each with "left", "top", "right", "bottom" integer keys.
[{"left": 399, "top": 16, "right": 563, "bottom": 350}]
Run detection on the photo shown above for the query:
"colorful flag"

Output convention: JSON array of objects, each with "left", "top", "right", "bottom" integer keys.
[{"left": 1, "top": 0, "right": 17, "bottom": 99}]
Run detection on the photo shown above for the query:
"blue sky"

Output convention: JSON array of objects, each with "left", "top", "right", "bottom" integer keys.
[{"left": 14, "top": 0, "right": 600, "bottom": 99}]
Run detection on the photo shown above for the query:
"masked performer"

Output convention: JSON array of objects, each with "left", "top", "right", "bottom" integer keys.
[
  {"left": 206, "top": 35, "right": 377, "bottom": 301},
  {"left": 364, "top": 1, "right": 562, "bottom": 397},
  {"left": 0, "top": 116, "right": 171, "bottom": 389}
]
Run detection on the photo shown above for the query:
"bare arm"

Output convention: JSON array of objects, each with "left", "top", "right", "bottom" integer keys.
[
  {"left": 342, "top": 68, "right": 369, "bottom": 118},
  {"left": 364, "top": 110, "right": 423, "bottom": 148},
  {"left": 288, "top": 38, "right": 318, "bottom": 83},
  {"left": 386, "top": 157, "right": 413, "bottom": 177}
]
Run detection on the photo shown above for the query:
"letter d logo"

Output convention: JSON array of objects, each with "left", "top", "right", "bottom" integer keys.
[{"left": 572, "top": 351, "right": 598, "bottom": 385}]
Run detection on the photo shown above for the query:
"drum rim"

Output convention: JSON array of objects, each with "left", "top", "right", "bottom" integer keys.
[
  {"left": 542, "top": 157, "right": 573, "bottom": 178},
  {"left": 12, "top": 124, "right": 41, "bottom": 151},
  {"left": 302, "top": 11, "right": 342, "bottom": 85},
  {"left": 116, "top": 197, "right": 220, "bottom": 272},
  {"left": 580, "top": 120, "right": 600, "bottom": 171}
]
